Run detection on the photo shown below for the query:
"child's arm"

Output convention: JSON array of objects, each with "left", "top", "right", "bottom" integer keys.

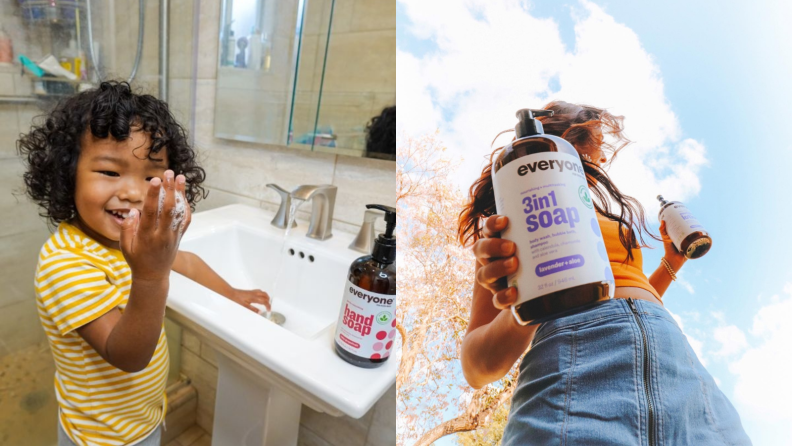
[
  {"left": 77, "top": 278, "right": 169, "bottom": 373},
  {"left": 172, "top": 251, "right": 271, "bottom": 312},
  {"left": 78, "top": 172, "right": 185, "bottom": 373}
]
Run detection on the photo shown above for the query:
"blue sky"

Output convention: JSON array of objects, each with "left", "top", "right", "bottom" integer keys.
[{"left": 398, "top": 1, "right": 792, "bottom": 445}]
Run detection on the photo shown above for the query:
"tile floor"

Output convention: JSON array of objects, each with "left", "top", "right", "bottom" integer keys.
[{"left": 165, "top": 424, "right": 212, "bottom": 446}]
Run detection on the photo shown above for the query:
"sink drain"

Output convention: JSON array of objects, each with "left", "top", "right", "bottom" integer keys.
[{"left": 265, "top": 311, "right": 286, "bottom": 326}]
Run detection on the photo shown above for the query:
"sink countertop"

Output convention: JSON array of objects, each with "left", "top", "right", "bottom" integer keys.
[{"left": 166, "top": 204, "right": 399, "bottom": 419}]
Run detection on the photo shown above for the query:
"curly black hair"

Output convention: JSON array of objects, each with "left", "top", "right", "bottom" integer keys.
[
  {"left": 365, "top": 105, "right": 395, "bottom": 161},
  {"left": 17, "top": 81, "right": 206, "bottom": 230}
]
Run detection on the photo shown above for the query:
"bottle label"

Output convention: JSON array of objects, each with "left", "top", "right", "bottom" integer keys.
[
  {"left": 334, "top": 281, "right": 397, "bottom": 360},
  {"left": 492, "top": 151, "right": 613, "bottom": 305},
  {"left": 659, "top": 202, "right": 704, "bottom": 251}
]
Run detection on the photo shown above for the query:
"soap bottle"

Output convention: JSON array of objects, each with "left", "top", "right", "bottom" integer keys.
[
  {"left": 248, "top": 28, "right": 263, "bottom": 71},
  {"left": 491, "top": 108, "right": 614, "bottom": 325},
  {"left": 657, "top": 195, "right": 712, "bottom": 259},
  {"left": 334, "top": 204, "right": 397, "bottom": 368}
]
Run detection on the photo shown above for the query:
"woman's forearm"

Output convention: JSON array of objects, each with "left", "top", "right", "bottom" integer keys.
[
  {"left": 648, "top": 255, "right": 686, "bottom": 297},
  {"left": 462, "top": 303, "right": 538, "bottom": 389}
]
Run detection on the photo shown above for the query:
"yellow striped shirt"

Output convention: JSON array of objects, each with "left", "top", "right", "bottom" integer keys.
[{"left": 35, "top": 221, "right": 168, "bottom": 446}]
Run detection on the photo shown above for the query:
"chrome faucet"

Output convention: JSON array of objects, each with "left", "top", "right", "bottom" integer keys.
[
  {"left": 266, "top": 184, "right": 297, "bottom": 229},
  {"left": 349, "top": 208, "right": 384, "bottom": 253},
  {"left": 290, "top": 185, "right": 337, "bottom": 240}
]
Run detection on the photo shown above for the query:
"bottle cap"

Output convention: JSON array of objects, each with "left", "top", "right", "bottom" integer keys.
[
  {"left": 515, "top": 108, "right": 554, "bottom": 138},
  {"left": 366, "top": 204, "right": 396, "bottom": 264}
]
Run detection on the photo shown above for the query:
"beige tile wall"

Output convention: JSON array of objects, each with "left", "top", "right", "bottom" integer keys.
[
  {"left": 0, "top": 66, "right": 54, "bottom": 355},
  {"left": 180, "top": 329, "right": 395, "bottom": 446}
]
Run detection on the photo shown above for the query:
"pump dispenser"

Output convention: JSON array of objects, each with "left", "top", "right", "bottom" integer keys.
[
  {"left": 369, "top": 204, "right": 396, "bottom": 264},
  {"left": 334, "top": 204, "right": 397, "bottom": 368},
  {"left": 491, "top": 108, "right": 615, "bottom": 325},
  {"left": 657, "top": 195, "right": 712, "bottom": 259}
]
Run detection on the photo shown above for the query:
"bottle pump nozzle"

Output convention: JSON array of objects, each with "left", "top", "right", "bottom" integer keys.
[
  {"left": 366, "top": 204, "right": 396, "bottom": 264},
  {"left": 657, "top": 195, "right": 669, "bottom": 206},
  {"left": 515, "top": 108, "right": 554, "bottom": 138}
]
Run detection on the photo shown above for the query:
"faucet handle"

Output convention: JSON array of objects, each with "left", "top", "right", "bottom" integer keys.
[
  {"left": 267, "top": 183, "right": 296, "bottom": 229},
  {"left": 267, "top": 183, "right": 288, "bottom": 196},
  {"left": 349, "top": 208, "right": 384, "bottom": 254}
]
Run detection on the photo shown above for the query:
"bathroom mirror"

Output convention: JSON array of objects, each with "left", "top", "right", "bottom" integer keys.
[{"left": 214, "top": 0, "right": 395, "bottom": 160}]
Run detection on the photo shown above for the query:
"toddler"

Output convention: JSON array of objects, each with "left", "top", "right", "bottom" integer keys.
[{"left": 17, "top": 81, "right": 271, "bottom": 446}]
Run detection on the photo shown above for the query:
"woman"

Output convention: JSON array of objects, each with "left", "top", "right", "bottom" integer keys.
[{"left": 458, "top": 101, "right": 751, "bottom": 445}]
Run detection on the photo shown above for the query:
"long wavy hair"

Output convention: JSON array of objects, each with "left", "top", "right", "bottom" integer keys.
[
  {"left": 17, "top": 81, "right": 207, "bottom": 230},
  {"left": 457, "top": 101, "right": 659, "bottom": 261}
]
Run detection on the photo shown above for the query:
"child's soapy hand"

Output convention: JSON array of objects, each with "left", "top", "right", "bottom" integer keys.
[
  {"left": 120, "top": 170, "right": 191, "bottom": 282},
  {"left": 228, "top": 288, "right": 271, "bottom": 313},
  {"left": 473, "top": 215, "right": 519, "bottom": 310}
]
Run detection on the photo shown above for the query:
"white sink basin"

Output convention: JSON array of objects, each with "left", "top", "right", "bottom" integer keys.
[{"left": 165, "top": 204, "right": 398, "bottom": 446}]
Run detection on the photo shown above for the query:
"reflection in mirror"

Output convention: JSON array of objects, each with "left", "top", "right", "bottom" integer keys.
[
  {"left": 291, "top": 0, "right": 395, "bottom": 158},
  {"left": 215, "top": 0, "right": 296, "bottom": 144},
  {"left": 214, "top": 0, "right": 395, "bottom": 160},
  {"left": 364, "top": 106, "right": 395, "bottom": 161}
]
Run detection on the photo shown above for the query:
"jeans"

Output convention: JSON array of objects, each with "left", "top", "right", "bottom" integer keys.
[
  {"left": 501, "top": 298, "right": 752, "bottom": 445},
  {"left": 57, "top": 420, "right": 162, "bottom": 446}
]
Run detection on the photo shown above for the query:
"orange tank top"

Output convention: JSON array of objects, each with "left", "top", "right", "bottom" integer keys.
[{"left": 597, "top": 214, "right": 661, "bottom": 301}]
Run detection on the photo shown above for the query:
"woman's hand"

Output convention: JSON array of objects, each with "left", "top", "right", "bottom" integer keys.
[
  {"left": 120, "top": 170, "right": 191, "bottom": 282},
  {"left": 472, "top": 215, "right": 520, "bottom": 310},
  {"left": 228, "top": 289, "right": 272, "bottom": 313},
  {"left": 659, "top": 220, "right": 687, "bottom": 266}
]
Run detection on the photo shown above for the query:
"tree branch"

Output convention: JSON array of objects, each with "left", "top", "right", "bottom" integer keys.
[{"left": 413, "top": 385, "right": 514, "bottom": 446}]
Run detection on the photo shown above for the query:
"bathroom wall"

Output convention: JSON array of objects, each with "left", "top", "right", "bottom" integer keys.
[
  {"left": 0, "top": 73, "right": 51, "bottom": 360},
  {"left": 1, "top": 4, "right": 69, "bottom": 444},
  {"left": 0, "top": 3, "right": 63, "bottom": 362}
]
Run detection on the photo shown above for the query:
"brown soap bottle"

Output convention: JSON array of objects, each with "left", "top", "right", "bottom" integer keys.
[
  {"left": 334, "top": 205, "right": 397, "bottom": 368},
  {"left": 657, "top": 195, "right": 712, "bottom": 259},
  {"left": 491, "top": 109, "right": 613, "bottom": 326}
]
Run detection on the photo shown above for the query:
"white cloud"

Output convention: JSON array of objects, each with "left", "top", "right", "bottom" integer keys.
[
  {"left": 396, "top": 50, "right": 442, "bottom": 139},
  {"left": 725, "top": 286, "right": 792, "bottom": 443},
  {"left": 712, "top": 325, "right": 748, "bottom": 357},
  {"left": 398, "top": 0, "right": 708, "bottom": 219},
  {"left": 676, "top": 271, "right": 695, "bottom": 294}
]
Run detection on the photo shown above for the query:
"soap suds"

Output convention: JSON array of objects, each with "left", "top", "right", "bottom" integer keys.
[
  {"left": 158, "top": 187, "right": 187, "bottom": 232},
  {"left": 171, "top": 191, "right": 186, "bottom": 231}
]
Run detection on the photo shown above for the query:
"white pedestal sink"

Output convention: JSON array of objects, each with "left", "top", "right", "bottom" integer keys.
[{"left": 165, "top": 204, "right": 398, "bottom": 446}]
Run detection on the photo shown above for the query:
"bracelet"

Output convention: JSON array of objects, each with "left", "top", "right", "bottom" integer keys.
[{"left": 661, "top": 257, "right": 677, "bottom": 281}]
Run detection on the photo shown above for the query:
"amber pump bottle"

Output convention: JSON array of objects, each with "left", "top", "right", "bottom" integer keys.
[
  {"left": 491, "top": 109, "right": 614, "bottom": 325},
  {"left": 334, "top": 204, "right": 397, "bottom": 368},
  {"left": 657, "top": 195, "right": 712, "bottom": 259}
]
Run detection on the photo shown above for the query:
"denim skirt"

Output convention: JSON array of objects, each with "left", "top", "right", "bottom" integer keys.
[{"left": 501, "top": 298, "right": 752, "bottom": 445}]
